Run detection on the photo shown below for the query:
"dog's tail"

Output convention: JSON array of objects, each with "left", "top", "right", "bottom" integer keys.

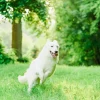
[{"left": 18, "top": 75, "right": 27, "bottom": 84}]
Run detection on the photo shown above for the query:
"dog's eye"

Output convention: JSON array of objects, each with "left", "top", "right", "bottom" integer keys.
[{"left": 51, "top": 46, "right": 53, "bottom": 47}]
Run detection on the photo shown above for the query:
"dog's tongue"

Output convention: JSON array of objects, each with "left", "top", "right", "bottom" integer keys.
[
  {"left": 55, "top": 53, "right": 58, "bottom": 56},
  {"left": 52, "top": 53, "right": 58, "bottom": 58},
  {"left": 50, "top": 51, "right": 58, "bottom": 58}
]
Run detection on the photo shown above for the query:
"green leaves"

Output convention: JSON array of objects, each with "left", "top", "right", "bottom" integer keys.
[
  {"left": 0, "top": 0, "right": 47, "bottom": 21},
  {"left": 0, "top": 43, "right": 14, "bottom": 64},
  {"left": 55, "top": 0, "right": 100, "bottom": 65}
]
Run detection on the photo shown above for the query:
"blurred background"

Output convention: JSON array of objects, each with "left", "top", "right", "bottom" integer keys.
[{"left": 0, "top": 0, "right": 100, "bottom": 66}]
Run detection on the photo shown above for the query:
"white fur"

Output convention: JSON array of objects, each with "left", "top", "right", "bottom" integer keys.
[{"left": 18, "top": 40, "right": 59, "bottom": 93}]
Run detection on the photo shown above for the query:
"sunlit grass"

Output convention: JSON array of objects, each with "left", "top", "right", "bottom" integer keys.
[{"left": 0, "top": 64, "right": 100, "bottom": 100}]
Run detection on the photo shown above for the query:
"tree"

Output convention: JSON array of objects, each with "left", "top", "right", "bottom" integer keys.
[
  {"left": 0, "top": 0, "right": 47, "bottom": 58},
  {"left": 53, "top": 0, "right": 100, "bottom": 65},
  {"left": 12, "top": 18, "right": 22, "bottom": 58}
]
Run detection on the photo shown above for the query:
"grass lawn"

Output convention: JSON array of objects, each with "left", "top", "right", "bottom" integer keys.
[{"left": 0, "top": 63, "right": 100, "bottom": 100}]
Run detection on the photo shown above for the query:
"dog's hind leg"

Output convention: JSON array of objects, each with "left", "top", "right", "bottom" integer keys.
[{"left": 27, "top": 76, "right": 38, "bottom": 93}]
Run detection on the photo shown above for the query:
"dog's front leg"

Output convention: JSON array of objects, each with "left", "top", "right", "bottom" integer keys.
[
  {"left": 41, "top": 71, "right": 51, "bottom": 84},
  {"left": 39, "top": 71, "right": 44, "bottom": 84}
]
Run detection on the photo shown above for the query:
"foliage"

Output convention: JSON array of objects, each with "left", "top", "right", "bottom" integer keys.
[
  {"left": 0, "top": 0, "right": 47, "bottom": 60},
  {"left": 17, "top": 57, "right": 29, "bottom": 63},
  {"left": 54, "top": 0, "right": 100, "bottom": 65},
  {"left": 0, "top": 43, "right": 15, "bottom": 64},
  {"left": 0, "top": 0, "right": 47, "bottom": 21}
]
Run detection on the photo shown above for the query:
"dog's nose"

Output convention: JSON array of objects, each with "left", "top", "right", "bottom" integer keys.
[{"left": 55, "top": 51, "right": 58, "bottom": 53}]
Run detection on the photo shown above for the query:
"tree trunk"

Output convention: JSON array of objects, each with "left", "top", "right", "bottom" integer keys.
[{"left": 12, "top": 18, "right": 22, "bottom": 58}]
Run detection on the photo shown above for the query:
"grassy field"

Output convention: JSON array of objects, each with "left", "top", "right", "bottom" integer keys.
[{"left": 0, "top": 63, "right": 100, "bottom": 100}]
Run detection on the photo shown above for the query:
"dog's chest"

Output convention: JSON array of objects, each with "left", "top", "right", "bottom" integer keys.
[{"left": 42, "top": 58, "right": 56, "bottom": 72}]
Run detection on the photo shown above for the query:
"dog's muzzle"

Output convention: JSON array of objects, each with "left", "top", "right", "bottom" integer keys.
[{"left": 50, "top": 51, "right": 58, "bottom": 58}]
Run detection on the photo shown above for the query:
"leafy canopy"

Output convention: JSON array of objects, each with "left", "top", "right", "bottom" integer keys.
[
  {"left": 54, "top": 0, "right": 100, "bottom": 65},
  {"left": 0, "top": 0, "right": 47, "bottom": 21}
]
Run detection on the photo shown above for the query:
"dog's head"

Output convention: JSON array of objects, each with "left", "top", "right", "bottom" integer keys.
[{"left": 46, "top": 39, "right": 60, "bottom": 59}]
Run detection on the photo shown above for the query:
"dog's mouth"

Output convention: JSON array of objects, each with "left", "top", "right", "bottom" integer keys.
[{"left": 50, "top": 51, "right": 58, "bottom": 58}]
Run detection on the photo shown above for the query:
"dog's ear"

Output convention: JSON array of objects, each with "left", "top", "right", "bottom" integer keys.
[
  {"left": 53, "top": 40, "right": 60, "bottom": 48},
  {"left": 53, "top": 40, "right": 59, "bottom": 45},
  {"left": 53, "top": 40, "right": 58, "bottom": 43}
]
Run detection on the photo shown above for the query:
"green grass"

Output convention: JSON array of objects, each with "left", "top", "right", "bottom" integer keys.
[{"left": 0, "top": 64, "right": 100, "bottom": 100}]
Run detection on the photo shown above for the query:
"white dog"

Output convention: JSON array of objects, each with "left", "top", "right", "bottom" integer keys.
[{"left": 18, "top": 40, "right": 59, "bottom": 93}]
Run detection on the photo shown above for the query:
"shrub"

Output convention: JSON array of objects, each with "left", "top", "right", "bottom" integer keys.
[
  {"left": 0, "top": 43, "right": 15, "bottom": 64},
  {"left": 17, "top": 57, "right": 29, "bottom": 63}
]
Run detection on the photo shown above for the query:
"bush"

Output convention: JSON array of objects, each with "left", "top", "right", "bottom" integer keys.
[
  {"left": 0, "top": 43, "right": 15, "bottom": 64},
  {"left": 17, "top": 57, "right": 29, "bottom": 63},
  {"left": 55, "top": 0, "right": 100, "bottom": 66}
]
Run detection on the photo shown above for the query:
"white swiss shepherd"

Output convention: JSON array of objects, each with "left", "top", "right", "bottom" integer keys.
[{"left": 18, "top": 40, "right": 59, "bottom": 93}]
